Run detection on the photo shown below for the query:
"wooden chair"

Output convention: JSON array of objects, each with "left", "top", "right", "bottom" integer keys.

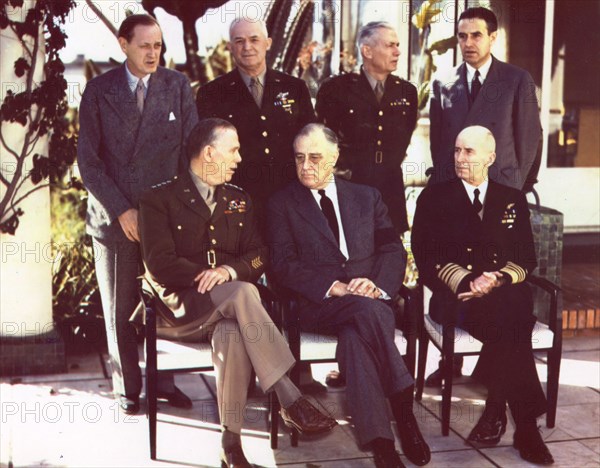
[
  {"left": 414, "top": 275, "right": 562, "bottom": 436},
  {"left": 140, "top": 283, "right": 281, "bottom": 460},
  {"left": 277, "top": 284, "right": 419, "bottom": 447}
]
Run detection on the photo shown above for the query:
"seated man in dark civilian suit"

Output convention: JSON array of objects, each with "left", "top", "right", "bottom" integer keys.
[
  {"left": 77, "top": 14, "right": 198, "bottom": 415},
  {"left": 267, "top": 124, "right": 431, "bottom": 468},
  {"left": 138, "top": 119, "right": 336, "bottom": 468},
  {"left": 196, "top": 17, "right": 315, "bottom": 224},
  {"left": 411, "top": 126, "right": 554, "bottom": 465}
]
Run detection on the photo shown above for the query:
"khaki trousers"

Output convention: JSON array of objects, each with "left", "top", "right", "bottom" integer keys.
[{"left": 158, "top": 281, "right": 295, "bottom": 434}]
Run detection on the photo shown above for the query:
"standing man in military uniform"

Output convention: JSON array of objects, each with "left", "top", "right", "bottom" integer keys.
[
  {"left": 196, "top": 17, "right": 315, "bottom": 223},
  {"left": 138, "top": 118, "right": 336, "bottom": 467},
  {"left": 316, "top": 21, "right": 418, "bottom": 235}
]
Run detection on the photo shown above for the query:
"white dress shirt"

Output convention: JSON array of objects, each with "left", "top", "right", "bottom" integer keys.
[
  {"left": 125, "top": 64, "right": 150, "bottom": 97},
  {"left": 465, "top": 56, "right": 492, "bottom": 92}
]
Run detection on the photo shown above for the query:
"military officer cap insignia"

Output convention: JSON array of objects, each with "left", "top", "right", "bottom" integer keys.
[{"left": 225, "top": 199, "right": 247, "bottom": 214}]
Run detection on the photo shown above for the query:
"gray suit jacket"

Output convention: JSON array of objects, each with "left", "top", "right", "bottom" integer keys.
[
  {"left": 430, "top": 56, "right": 541, "bottom": 190},
  {"left": 267, "top": 178, "right": 406, "bottom": 307},
  {"left": 77, "top": 64, "right": 198, "bottom": 239}
]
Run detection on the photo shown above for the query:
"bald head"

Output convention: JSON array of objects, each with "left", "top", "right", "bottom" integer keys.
[{"left": 454, "top": 125, "right": 496, "bottom": 186}]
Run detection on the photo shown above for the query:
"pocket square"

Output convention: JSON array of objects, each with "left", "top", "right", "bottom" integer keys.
[{"left": 169, "top": 112, "right": 176, "bottom": 121}]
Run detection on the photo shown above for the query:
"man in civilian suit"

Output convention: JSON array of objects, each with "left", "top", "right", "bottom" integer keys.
[
  {"left": 77, "top": 14, "right": 198, "bottom": 414},
  {"left": 196, "top": 17, "right": 315, "bottom": 223},
  {"left": 427, "top": 6, "right": 542, "bottom": 386},
  {"left": 268, "top": 124, "right": 431, "bottom": 468},
  {"left": 429, "top": 7, "right": 541, "bottom": 190},
  {"left": 412, "top": 126, "right": 554, "bottom": 465},
  {"left": 316, "top": 21, "right": 418, "bottom": 234}
]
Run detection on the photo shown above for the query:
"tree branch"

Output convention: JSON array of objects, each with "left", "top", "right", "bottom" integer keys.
[
  {"left": 9, "top": 183, "right": 48, "bottom": 212},
  {"left": 0, "top": 128, "right": 20, "bottom": 160},
  {"left": 85, "top": 0, "right": 118, "bottom": 37}
]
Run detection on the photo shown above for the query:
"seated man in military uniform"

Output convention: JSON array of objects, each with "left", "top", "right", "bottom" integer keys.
[
  {"left": 411, "top": 126, "right": 554, "bottom": 465},
  {"left": 138, "top": 119, "right": 335, "bottom": 468}
]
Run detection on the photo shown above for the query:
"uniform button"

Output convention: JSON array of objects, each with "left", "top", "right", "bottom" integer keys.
[
  {"left": 493, "top": 253, "right": 498, "bottom": 257},
  {"left": 177, "top": 225, "right": 182, "bottom": 230},
  {"left": 239, "top": 222, "right": 243, "bottom": 227},
  {"left": 341, "top": 263, "right": 346, "bottom": 268},
  {"left": 467, "top": 247, "right": 472, "bottom": 252},
  {"left": 262, "top": 131, "right": 268, "bottom": 137},
  {"left": 260, "top": 115, "right": 267, "bottom": 121},
  {"left": 493, "top": 260, "right": 498, "bottom": 264},
  {"left": 467, "top": 264, "right": 473, "bottom": 270},
  {"left": 211, "top": 239, "right": 217, "bottom": 245},
  {"left": 209, "top": 225, "right": 215, "bottom": 231},
  {"left": 378, "top": 125, "right": 383, "bottom": 131},
  {"left": 264, "top": 148, "right": 270, "bottom": 154},
  {"left": 377, "top": 140, "right": 382, "bottom": 146},
  {"left": 228, "top": 114, "right": 233, "bottom": 118},
  {"left": 378, "top": 110, "right": 383, "bottom": 116},
  {"left": 349, "top": 109, "right": 354, "bottom": 114},
  {"left": 402, "top": 111, "right": 406, "bottom": 115}
]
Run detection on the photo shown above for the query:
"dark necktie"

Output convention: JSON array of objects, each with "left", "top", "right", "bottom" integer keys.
[
  {"left": 136, "top": 79, "right": 145, "bottom": 114},
  {"left": 471, "top": 70, "right": 481, "bottom": 103},
  {"left": 473, "top": 188, "right": 483, "bottom": 217},
  {"left": 375, "top": 80, "right": 385, "bottom": 104},
  {"left": 249, "top": 77, "right": 263, "bottom": 107},
  {"left": 318, "top": 189, "right": 339, "bottom": 245}
]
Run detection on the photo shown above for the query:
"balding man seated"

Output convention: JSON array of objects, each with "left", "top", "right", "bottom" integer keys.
[{"left": 411, "top": 126, "right": 554, "bottom": 465}]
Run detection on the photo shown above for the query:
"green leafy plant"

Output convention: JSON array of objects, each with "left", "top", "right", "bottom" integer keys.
[
  {"left": 411, "top": 0, "right": 457, "bottom": 110},
  {"left": 0, "top": 0, "right": 78, "bottom": 234}
]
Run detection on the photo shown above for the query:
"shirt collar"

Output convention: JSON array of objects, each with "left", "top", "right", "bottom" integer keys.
[
  {"left": 238, "top": 68, "right": 267, "bottom": 88},
  {"left": 465, "top": 56, "right": 493, "bottom": 83},
  {"left": 189, "top": 168, "right": 215, "bottom": 202},
  {"left": 310, "top": 177, "right": 337, "bottom": 198},
  {"left": 362, "top": 66, "right": 387, "bottom": 91},
  {"left": 125, "top": 63, "right": 151, "bottom": 92},
  {"left": 461, "top": 178, "right": 489, "bottom": 203}
]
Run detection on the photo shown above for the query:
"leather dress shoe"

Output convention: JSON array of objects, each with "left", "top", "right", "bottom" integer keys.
[
  {"left": 514, "top": 427, "right": 554, "bottom": 465},
  {"left": 397, "top": 412, "right": 431, "bottom": 466},
  {"left": 118, "top": 394, "right": 140, "bottom": 415},
  {"left": 157, "top": 385, "right": 193, "bottom": 409},
  {"left": 424, "top": 357, "right": 463, "bottom": 387},
  {"left": 325, "top": 369, "right": 346, "bottom": 388},
  {"left": 280, "top": 397, "right": 337, "bottom": 434},
  {"left": 373, "top": 447, "right": 406, "bottom": 468},
  {"left": 467, "top": 409, "right": 507, "bottom": 445},
  {"left": 220, "top": 444, "right": 252, "bottom": 468}
]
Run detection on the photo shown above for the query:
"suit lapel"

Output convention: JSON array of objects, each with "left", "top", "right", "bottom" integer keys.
[
  {"left": 292, "top": 182, "right": 339, "bottom": 247},
  {"left": 102, "top": 65, "right": 141, "bottom": 136},
  {"left": 449, "top": 64, "right": 470, "bottom": 126},
  {"left": 466, "top": 57, "right": 500, "bottom": 122},
  {"left": 337, "top": 179, "right": 362, "bottom": 258},
  {"left": 175, "top": 172, "right": 211, "bottom": 220},
  {"left": 481, "top": 180, "right": 503, "bottom": 229}
]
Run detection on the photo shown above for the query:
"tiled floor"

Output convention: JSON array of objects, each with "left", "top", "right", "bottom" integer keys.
[{"left": 1, "top": 333, "right": 599, "bottom": 468}]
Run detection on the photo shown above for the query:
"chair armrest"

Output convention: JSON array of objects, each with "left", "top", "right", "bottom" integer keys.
[{"left": 526, "top": 275, "right": 562, "bottom": 334}]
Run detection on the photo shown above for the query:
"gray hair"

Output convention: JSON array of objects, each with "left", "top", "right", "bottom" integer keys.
[
  {"left": 293, "top": 123, "right": 339, "bottom": 153},
  {"left": 229, "top": 17, "right": 269, "bottom": 40},
  {"left": 358, "top": 21, "right": 395, "bottom": 48}
]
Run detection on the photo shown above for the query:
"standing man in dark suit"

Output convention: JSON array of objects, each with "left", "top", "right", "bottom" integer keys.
[
  {"left": 429, "top": 7, "right": 541, "bottom": 190},
  {"left": 412, "top": 126, "right": 554, "bottom": 465},
  {"left": 77, "top": 14, "right": 198, "bottom": 414},
  {"left": 139, "top": 118, "right": 336, "bottom": 468},
  {"left": 268, "top": 124, "right": 430, "bottom": 468},
  {"left": 196, "top": 17, "right": 315, "bottom": 221},
  {"left": 316, "top": 21, "right": 418, "bottom": 234}
]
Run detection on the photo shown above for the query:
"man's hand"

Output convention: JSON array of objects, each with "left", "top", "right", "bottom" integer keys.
[
  {"left": 118, "top": 208, "right": 140, "bottom": 242},
  {"left": 329, "top": 281, "right": 350, "bottom": 297},
  {"left": 195, "top": 267, "right": 231, "bottom": 294},
  {"left": 347, "top": 278, "right": 380, "bottom": 299},
  {"left": 458, "top": 271, "right": 505, "bottom": 301}
]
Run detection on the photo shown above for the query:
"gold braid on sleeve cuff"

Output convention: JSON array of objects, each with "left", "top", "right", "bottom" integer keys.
[
  {"left": 500, "top": 261, "right": 527, "bottom": 284},
  {"left": 438, "top": 263, "right": 471, "bottom": 294}
]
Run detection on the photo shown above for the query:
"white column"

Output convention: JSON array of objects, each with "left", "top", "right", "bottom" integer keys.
[{"left": 0, "top": 3, "right": 62, "bottom": 374}]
